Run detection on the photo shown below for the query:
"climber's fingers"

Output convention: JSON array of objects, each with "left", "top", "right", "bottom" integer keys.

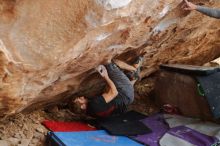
[
  {"left": 96, "top": 65, "right": 108, "bottom": 78},
  {"left": 184, "top": 7, "right": 192, "bottom": 11}
]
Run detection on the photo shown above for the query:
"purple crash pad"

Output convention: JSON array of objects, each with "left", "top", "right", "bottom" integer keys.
[
  {"left": 131, "top": 114, "right": 169, "bottom": 146},
  {"left": 168, "top": 126, "right": 219, "bottom": 146},
  {"left": 132, "top": 114, "right": 220, "bottom": 146}
]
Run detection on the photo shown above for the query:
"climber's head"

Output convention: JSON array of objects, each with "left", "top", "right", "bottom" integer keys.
[{"left": 72, "top": 96, "right": 88, "bottom": 113}]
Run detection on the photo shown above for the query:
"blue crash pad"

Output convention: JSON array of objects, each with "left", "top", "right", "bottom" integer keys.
[{"left": 47, "top": 130, "right": 143, "bottom": 146}]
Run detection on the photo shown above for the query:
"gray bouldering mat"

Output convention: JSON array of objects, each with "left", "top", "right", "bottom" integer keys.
[
  {"left": 196, "top": 72, "right": 220, "bottom": 118},
  {"left": 160, "top": 64, "right": 220, "bottom": 76}
]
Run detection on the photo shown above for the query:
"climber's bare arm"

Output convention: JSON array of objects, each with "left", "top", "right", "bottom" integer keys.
[
  {"left": 183, "top": 0, "right": 220, "bottom": 19},
  {"left": 97, "top": 65, "right": 118, "bottom": 103},
  {"left": 113, "top": 59, "right": 136, "bottom": 72}
]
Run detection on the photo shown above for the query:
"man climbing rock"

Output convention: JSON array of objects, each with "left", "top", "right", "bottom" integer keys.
[
  {"left": 183, "top": 0, "right": 220, "bottom": 19},
  {"left": 72, "top": 57, "right": 143, "bottom": 118}
]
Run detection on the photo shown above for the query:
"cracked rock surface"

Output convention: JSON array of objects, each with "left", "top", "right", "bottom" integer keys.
[{"left": 0, "top": 0, "right": 220, "bottom": 116}]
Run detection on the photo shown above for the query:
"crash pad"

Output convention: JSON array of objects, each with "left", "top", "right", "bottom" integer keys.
[
  {"left": 96, "top": 110, "right": 147, "bottom": 125},
  {"left": 47, "top": 130, "right": 144, "bottom": 146},
  {"left": 42, "top": 120, "right": 96, "bottom": 132},
  {"left": 160, "top": 64, "right": 220, "bottom": 75},
  {"left": 131, "top": 114, "right": 169, "bottom": 146},
  {"left": 101, "top": 120, "right": 151, "bottom": 136},
  {"left": 196, "top": 72, "right": 220, "bottom": 118},
  {"left": 161, "top": 114, "right": 220, "bottom": 146},
  {"left": 132, "top": 114, "right": 220, "bottom": 146},
  {"left": 96, "top": 110, "right": 151, "bottom": 136},
  {"left": 160, "top": 126, "right": 219, "bottom": 146}
]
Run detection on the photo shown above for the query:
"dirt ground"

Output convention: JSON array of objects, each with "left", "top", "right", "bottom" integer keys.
[
  {"left": 0, "top": 77, "right": 158, "bottom": 146},
  {"left": 0, "top": 105, "right": 87, "bottom": 146}
]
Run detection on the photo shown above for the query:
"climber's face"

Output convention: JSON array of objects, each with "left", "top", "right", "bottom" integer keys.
[{"left": 74, "top": 96, "right": 88, "bottom": 110}]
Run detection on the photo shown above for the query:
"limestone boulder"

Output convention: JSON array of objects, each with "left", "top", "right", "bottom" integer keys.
[{"left": 0, "top": 0, "right": 220, "bottom": 116}]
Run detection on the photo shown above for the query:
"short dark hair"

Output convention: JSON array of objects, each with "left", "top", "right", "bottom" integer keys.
[
  {"left": 71, "top": 101, "right": 83, "bottom": 114},
  {"left": 69, "top": 98, "right": 87, "bottom": 115}
]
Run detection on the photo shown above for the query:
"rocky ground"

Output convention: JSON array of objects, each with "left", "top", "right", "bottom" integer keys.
[
  {"left": 0, "top": 77, "right": 158, "bottom": 146},
  {"left": 0, "top": 107, "right": 84, "bottom": 146},
  {"left": 0, "top": 110, "right": 48, "bottom": 146}
]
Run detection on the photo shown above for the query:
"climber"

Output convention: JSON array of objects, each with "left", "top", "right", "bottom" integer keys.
[
  {"left": 72, "top": 57, "right": 143, "bottom": 118},
  {"left": 183, "top": 0, "right": 220, "bottom": 19}
]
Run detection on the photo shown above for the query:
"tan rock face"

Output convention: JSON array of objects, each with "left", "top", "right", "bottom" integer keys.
[{"left": 0, "top": 0, "right": 220, "bottom": 116}]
